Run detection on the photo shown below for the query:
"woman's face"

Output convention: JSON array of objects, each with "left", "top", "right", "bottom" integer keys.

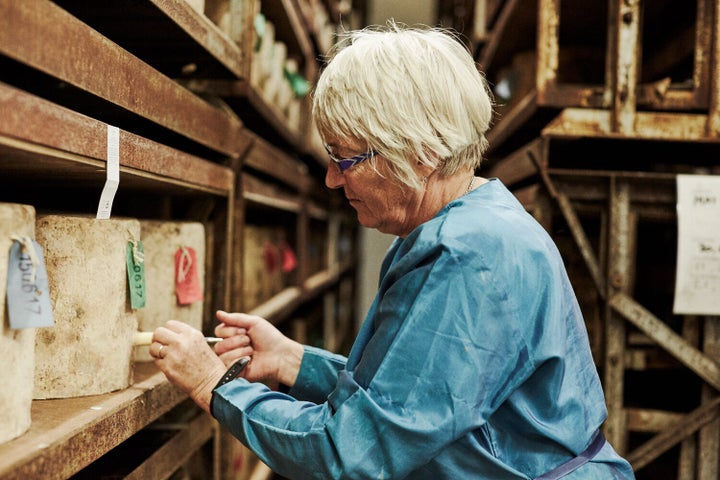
[{"left": 324, "top": 139, "right": 423, "bottom": 237}]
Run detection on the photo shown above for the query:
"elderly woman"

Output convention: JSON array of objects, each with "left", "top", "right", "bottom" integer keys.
[{"left": 152, "top": 23, "right": 635, "bottom": 479}]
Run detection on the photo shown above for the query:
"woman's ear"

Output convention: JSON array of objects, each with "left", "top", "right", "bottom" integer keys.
[{"left": 414, "top": 158, "right": 438, "bottom": 180}]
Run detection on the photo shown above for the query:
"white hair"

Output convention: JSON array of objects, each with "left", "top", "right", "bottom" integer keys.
[{"left": 312, "top": 21, "right": 494, "bottom": 190}]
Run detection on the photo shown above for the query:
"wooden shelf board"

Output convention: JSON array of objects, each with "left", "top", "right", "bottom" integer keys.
[
  {"left": 0, "top": 363, "right": 185, "bottom": 480},
  {"left": 0, "top": 82, "right": 234, "bottom": 196},
  {"left": 247, "top": 259, "right": 355, "bottom": 325},
  {"left": 244, "top": 192, "right": 302, "bottom": 212},
  {"left": 242, "top": 172, "right": 303, "bottom": 213},
  {"left": 477, "top": 0, "right": 537, "bottom": 71},
  {"left": 484, "top": 137, "right": 542, "bottom": 188},
  {"left": 542, "top": 107, "right": 720, "bottom": 143},
  {"left": 263, "top": 0, "right": 316, "bottom": 77},
  {"left": 243, "top": 135, "right": 308, "bottom": 190},
  {"left": 180, "top": 78, "right": 304, "bottom": 154},
  {"left": 249, "top": 286, "right": 304, "bottom": 322},
  {"left": 53, "top": 0, "right": 246, "bottom": 80},
  {"left": 123, "top": 413, "right": 215, "bottom": 480},
  {"left": 0, "top": 0, "right": 244, "bottom": 157}
]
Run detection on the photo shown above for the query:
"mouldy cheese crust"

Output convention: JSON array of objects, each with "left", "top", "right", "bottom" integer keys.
[
  {"left": 0, "top": 202, "right": 36, "bottom": 444},
  {"left": 33, "top": 215, "right": 139, "bottom": 400},
  {"left": 133, "top": 220, "right": 205, "bottom": 362}
]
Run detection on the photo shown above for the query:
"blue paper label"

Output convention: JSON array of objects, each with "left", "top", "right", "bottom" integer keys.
[{"left": 6, "top": 238, "right": 54, "bottom": 329}]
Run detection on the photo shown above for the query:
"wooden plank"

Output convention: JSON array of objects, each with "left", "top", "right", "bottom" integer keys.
[
  {"left": 699, "top": 316, "right": 720, "bottom": 480},
  {"left": 511, "top": 184, "right": 540, "bottom": 212},
  {"left": 151, "top": 0, "right": 246, "bottom": 77},
  {"left": 243, "top": 135, "right": 308, "bottom": 190},
  {"left": 0, "top": 364, "right": 186, "bottom": 480},
  {"left": 536, "top": 0, "right": 559, "bottom": 104},
  {"left": 307, "top": 201, "right": 328, "bottom": 221},
  {"left": 708, "top": 0, "right": 720, "bottom": 136},
  {"left": 470, "top": 0, "right": 488, "bottom": 45},
  {"left": 477, "top": 0, "right": 534, "bottom": 71},
  {"left": 262, "top": 0, "right": 316, "bottom": 79},
  {"left": 530, "top": 150, "right": 606, "bottom": 300},
  {"left": 324, "top": 292, "right": 338, "bottom": 352},
  {"left": 248, "top": 460, "right": 274, "bottom": 480},
  {"left": 678, "top": 436, "right": 697, "bottom": 480},
  {"left": 242, "top": 173, "right": 302, "bottom": 213},
  {"left": 486, "top": 89, "right": 538, "bottom": 154},
  {"left": 0, "top": 82, "right": 234, "bottom": 194},
  {"left": 680, "top": 314, "right": 701, "bottom": 480},
  {"left": 626, "top": 396, "right": 720, "bottom": 471},
  {"left": 626, "top": 407, "right": 685, "bottom": 433},
  {"left": 247, "top": 258, "right": 354, "bottom": 325},
  {"left": 327, "top": 213, "right": 340, "bottom": 274},
  {"left": 54, "top": 0, "right": 246, "bottom": 79},
  {"left": 183, "top": 78, "right": 305, "bottom": 151},
  {"left": 125, "top": 413, "right": 215, "bottom": 480},
  {"left": 609, "top": 292, "right": 720, "bottom": 392},
  {"left": 603, "top": 179, "right": 633, "bottom": 454},
  {"left": 537, "top": 83, "right": 606, "bottom": 109},
  {"left": 484, "top": 138, "right": 541, "bottom": 187},
  {"left": 0, "top": 0, "right": 245, "bottom": 157},
  {"left": 542, "top": 108, "right": 720, "bottom": 142},
  {"left": 557, "top": 187, "right": 606, "bottom": 299},
  {"left": 608, "top": 0, "right": 640, "bottom": 134},
  {"left": 249, "top": 286, "right": 303, "bottom": 322}
]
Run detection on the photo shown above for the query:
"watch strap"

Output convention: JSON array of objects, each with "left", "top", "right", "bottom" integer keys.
[
  {"left": 213, "top": 357, "right": 250, "bottom": 391},
  {"left": 210, "top": 357, "right": 250, "bottom": 418}
]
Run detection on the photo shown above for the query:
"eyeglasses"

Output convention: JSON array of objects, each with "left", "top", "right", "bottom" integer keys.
[{"left": 324, "top": 144, "right": 378, "bottom": 173}]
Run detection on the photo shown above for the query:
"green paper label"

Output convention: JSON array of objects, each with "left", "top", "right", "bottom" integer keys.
[{"left": 126, "top": 240, "right": 146, "bottom": 309}]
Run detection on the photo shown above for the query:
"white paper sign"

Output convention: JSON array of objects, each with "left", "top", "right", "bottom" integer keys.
[{"left": 673, "top": 174, "right": 720, "bottom": 315}]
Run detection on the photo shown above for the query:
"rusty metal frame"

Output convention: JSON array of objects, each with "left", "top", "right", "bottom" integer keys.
[
  {"left": 489, "top": 0, "right": 720, "bottom": 475},
  {"left": 537, "top": 0, "right": 718, "bottom": 114},
  {"left": 533, "top": 159, "right": 720, "bottom": 475},
  {"left": 536, "top": 0, "right": 604, "bottom": 108}
]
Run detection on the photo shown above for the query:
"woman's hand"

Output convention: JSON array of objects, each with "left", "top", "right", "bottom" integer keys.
[
  {"left": 151, "top": 320, "right": 227, "bottom": 413},
  {"left": 214, "top": 310, "right": 304, "bottom": 389}
]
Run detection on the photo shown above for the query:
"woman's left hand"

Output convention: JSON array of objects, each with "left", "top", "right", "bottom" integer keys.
[{"left": 151, "top": 320, "right": 227, "bottom": 413}]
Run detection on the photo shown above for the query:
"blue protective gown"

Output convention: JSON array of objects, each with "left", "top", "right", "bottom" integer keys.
[{"left": 213, "top": 178, "right": 636, "bottom": 479}]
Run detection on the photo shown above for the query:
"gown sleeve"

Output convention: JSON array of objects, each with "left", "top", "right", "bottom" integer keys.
[
  {"left": 211, "top": 236, "right": 539, "bottom": 480},
  {"left": 287, "top": 345, "right": 348, "bottom": 403}
]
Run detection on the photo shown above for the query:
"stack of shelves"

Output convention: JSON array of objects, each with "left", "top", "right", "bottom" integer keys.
[
  {"left": 238, "top": 132, "right": 356, "bottom": 323},
  {"left": 472, "top": 1, "right": 720, "bottom": 478},
  {"left": 0, "top": 0, "right": 364, "bottom": 479}
]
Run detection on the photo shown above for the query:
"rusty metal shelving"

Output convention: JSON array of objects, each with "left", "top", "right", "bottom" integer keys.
[{"left": 475, "top": 1, "right": 720, "bottom": 478}]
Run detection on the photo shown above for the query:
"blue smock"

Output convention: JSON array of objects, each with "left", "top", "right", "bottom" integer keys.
[{"left": 213, "top": 178, "right": 636, "bottom": 479}]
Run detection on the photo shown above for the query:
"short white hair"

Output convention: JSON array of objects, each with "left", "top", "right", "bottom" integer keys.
[{"left": 312, "top": 21, "right": 494, "bottom": 189}]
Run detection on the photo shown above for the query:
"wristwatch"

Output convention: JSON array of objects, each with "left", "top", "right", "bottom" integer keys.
[
  {"left": 213, "top": 357, "right": 250, "bottom": 390},
  {"left": 210, "top": 357, "right": 250, "bottom": 417}
]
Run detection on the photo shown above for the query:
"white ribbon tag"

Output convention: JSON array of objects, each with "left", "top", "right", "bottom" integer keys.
[{"left": 96, "top": 125, "right": 120, "bottom": 219}]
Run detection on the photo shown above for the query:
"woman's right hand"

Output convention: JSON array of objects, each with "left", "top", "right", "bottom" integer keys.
[{"left": 214, "top": 310, "right": 304, "bottom": 389}]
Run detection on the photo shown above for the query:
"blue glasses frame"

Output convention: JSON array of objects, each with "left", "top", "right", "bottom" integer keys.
[{"left": 324, "top": 144, "right": 378, "bottom": 173}]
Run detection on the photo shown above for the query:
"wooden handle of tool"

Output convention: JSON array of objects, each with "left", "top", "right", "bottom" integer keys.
[{"left": 133, "top": 331, "right": 154, "bottom": 346}]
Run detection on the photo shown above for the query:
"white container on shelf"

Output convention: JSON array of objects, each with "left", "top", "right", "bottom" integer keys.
[
  {"left": 0, "top": 202, "right": 37, "bottom": 444},
  {"left": 133, "top": 220, "right": 206, "bottom": 362},
  {"left": 33, "top": 215, "right": 140, "bottom": 399}
]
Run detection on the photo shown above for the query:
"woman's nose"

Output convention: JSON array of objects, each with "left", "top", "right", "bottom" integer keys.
[{"left": 325, "top": 163, "right": 345, "bottom": 189}]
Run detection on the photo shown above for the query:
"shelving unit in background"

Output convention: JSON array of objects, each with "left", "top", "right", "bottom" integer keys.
[
  {"left": 0, "top": 0, "right": 366, "bottom": 479},
  {"left": 470, "top": 1, "right": 720, "bottom": 478}
]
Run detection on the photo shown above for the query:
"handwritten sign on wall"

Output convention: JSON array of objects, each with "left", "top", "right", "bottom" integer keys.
[{"left": 673, "top": 174, "right": 720, "bottom": 315}]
